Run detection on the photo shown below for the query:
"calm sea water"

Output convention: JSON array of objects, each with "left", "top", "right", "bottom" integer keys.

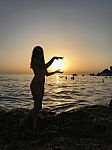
[{"left": 0, "top": 74, "right": 112, "bottom": 113}]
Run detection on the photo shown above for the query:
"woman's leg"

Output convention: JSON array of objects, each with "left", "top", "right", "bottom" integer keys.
[
  {"left": 31, "top": 86, "right": 44, "bottom": 129},
  {"left": 21, "top": 88, "right": 43, "bottom": 129},
  {"left": 32, "top": 98, "right": 42, "bottom": 129}
]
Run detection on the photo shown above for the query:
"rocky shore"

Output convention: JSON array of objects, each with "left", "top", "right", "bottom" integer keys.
[{"left": 0, "top": 105, "right": 112, "bottom": 150}]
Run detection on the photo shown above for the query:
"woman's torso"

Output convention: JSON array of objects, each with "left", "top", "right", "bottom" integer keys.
[
  {"left": 30, "top": 58, "right": 46, "bottom": 84},
  {"left": 31, "top": 67, "right": 47, "bottom": 85}
]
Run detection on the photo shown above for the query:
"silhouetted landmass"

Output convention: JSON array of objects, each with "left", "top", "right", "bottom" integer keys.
[
  {"left": 89, "top": 66, "right": 112, "bottom": 76},
  {"left": 90, "top": 73, "right": 95, "bottom": 76},
  {"left": 97, "top": 66, "right": 112, "bottom": 76},
  {"left": 97, "top": 69, "right": 112, "bottom": 76},
  {"left": 0, "top": 105, "right": 112, "bottom": 149}
]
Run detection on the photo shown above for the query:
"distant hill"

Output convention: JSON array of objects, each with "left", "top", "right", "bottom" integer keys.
[{"left": 97, "top": 66, "right": 112, "bottom": 76}]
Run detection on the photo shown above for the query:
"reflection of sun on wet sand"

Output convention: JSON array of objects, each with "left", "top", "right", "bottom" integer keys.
[{"left": 0, "top": 104, "right": 112, "bottom": 149}]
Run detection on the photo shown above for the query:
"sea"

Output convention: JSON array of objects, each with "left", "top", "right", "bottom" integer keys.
[{"left": 0, "top": 74, "right": 112, "bottom": 113}]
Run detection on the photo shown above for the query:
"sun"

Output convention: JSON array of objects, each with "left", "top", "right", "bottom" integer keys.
[
  {"left": 51, "top": 59, "right": 64, "bottom": 71},
  {"left": 50, "top": 58, "right": 69, "bottom": 72}
]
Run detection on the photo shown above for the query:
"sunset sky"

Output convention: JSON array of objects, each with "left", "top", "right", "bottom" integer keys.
[{"left": 0, "top": 0, "right": 112, "bottom": 74}]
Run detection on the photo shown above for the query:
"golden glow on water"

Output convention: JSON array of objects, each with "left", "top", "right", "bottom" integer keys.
[{"left": 56, "top": 75, "right": 59, "bottom": 84}]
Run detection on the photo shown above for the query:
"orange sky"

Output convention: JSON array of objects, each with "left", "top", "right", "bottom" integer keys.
[{"left": 0, "top": 0, "right": 112, "bottom": 74}]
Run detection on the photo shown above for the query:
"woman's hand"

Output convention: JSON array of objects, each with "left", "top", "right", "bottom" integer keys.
[
  {"left": 55, "top": 69, "right": 63, "bottom": 73},
  {"left": 53, "top": 56, "right": 64, "bottom": 60},
  {"left": 46, "top": 69, "right": 63, "bottom": 76}
]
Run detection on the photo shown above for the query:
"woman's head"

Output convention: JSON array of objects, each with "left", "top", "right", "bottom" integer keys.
[
  {"left": 30, "top": 46, "right": 45, "bottom": 68},
  {"left": 32, "top": 46, "right": 44, "bottom": 59}
]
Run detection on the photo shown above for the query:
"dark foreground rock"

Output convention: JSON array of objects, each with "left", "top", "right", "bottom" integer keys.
[{"left": 0, "top": 105, "right": 112, "bottom": 150}]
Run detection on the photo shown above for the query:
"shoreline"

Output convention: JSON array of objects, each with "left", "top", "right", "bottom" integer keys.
[{"left": 0, "top": 105, "right": 112, "bottom": 150}]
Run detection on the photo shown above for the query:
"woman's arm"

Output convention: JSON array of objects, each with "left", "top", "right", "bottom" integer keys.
[
  {"left": 45, "top": 56, "right": 63, "bottom": 68},
  {"left": 45, "top": 69, "right": 63, "bottom": 76}
]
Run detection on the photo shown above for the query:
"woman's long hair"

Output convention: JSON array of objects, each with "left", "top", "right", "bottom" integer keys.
[{"left": 30, "top": 46, "right": 45, "bottom": 69}]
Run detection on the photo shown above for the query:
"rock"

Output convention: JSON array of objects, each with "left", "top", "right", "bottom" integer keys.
[
  {"left": 0, "top": 105, "right": 112, "bottom": 149},
  {"left": 109, "top": 99, "right": 112, "bottom": 108}
]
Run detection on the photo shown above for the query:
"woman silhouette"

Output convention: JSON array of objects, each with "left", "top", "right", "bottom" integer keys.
[{"left": 30, "top": 46, "right": 63, "bottom": 128}]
